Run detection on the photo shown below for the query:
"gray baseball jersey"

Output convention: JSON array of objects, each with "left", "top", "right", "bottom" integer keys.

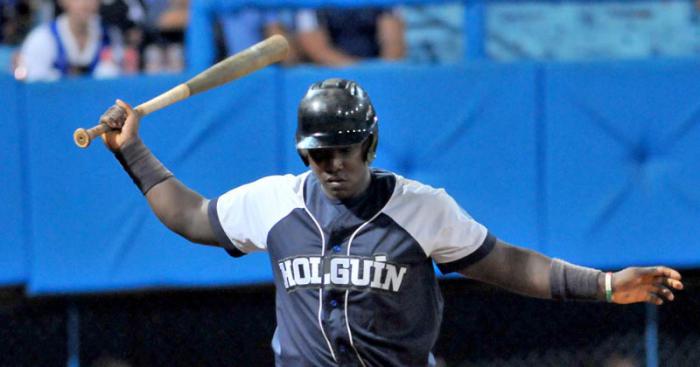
[{"left": 208, "top": 169, "right": 495, "bottom": 367}]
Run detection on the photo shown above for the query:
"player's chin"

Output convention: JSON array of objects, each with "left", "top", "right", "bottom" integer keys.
[{"left": 323, "top": 182, "right": 353, "bottom": 200}]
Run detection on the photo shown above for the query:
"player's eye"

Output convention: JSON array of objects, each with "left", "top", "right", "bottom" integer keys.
[{"left": 308, "top": 149, "right": 332, "bottom": 162}]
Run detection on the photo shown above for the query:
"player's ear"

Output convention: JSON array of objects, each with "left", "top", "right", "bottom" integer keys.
[{"left": 297, "top": 149, "right": 309, "bottom": 166}]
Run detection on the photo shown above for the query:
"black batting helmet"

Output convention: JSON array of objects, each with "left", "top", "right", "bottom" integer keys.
[{"left": 296, "top": 78, "right": 379, "bottom": 165}]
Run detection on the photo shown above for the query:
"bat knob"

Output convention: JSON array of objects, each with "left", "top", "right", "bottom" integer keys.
[{"left": 74, "top": 128, "right": 91, "bottom": 148}]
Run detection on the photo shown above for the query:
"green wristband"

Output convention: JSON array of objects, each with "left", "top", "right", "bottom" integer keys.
[{"left": 605, "top": 272, "right": 613, "bottom": 303}]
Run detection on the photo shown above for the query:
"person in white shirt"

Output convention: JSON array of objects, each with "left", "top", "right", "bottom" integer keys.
[{"left": 16, "top": 0, "right": 123, "bottom": 81}]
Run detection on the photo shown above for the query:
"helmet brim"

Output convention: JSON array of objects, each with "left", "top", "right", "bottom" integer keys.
[{"left": 296, "top": 130, "right": 371, "bottom": 150}]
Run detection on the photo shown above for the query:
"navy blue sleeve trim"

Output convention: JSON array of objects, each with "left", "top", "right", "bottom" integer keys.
[
  {"left": 207, "top": 197, "right": 246, "bottom": 258},
  {"left": 436, "top": 233, "right": 496, "bottom": 275}
]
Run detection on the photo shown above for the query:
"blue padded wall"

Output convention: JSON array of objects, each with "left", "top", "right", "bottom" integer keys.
[
  {"left": 24, "top": 71, "right": 281, "bottom": 294},
  {"left": 0, "top": 76, "right": 26, "bottom": 285},
  {"left": 282, "top": 63, "right": 540, "bottom": 249},
  {"left": 544, "top": 60, "right": 700, "bottom": 268},
  {"left": 1, "top": 60, "right": 698, "bottom": 295}
]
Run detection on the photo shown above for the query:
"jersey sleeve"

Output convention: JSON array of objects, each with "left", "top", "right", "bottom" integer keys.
[
  {"left": 425, "top": 191, "right": 496, "bottom": 274},
  {"left": 383, "top": 177, "right": 496, "bottom": 274},
  {"left": 208, "top": 174, "right": 304, "bottom": 257}
]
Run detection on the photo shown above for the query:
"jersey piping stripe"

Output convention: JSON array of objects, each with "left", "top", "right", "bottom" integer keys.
[
  {"left": 344, "top": 209, "right": 384, "bottom": 367},
  {"left": 301, "top": 175, "right": 337, "bottom": 363}
]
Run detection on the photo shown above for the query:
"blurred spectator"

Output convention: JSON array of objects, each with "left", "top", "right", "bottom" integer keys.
[
  {"left": 218, "top": 9, "right": 299, "bottom": 65},
  {"left": 99, "top": 0, "right": 147, "bottom": 74},
  {"left": 141, "top": 0, "right": 186, "bottom": 73},
  {"left": 100, "top": 0, "right": 146, "bottom": 34},
  {"left": 15, "top": 0, "right": 124, "bottom": 81},
  {"left": 295, "top": 7, "right": 405, "bottom": 66}
]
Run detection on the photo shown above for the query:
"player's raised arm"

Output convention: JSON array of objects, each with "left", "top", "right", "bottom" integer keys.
[
  {"left": 459, "top": 239, "right": 683, "bottom": 305},
  {"left": 100, "top": 101, "right": 220, "bottom": 246}
]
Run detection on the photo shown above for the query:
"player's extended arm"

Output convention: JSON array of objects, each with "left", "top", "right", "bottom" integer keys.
[
  {"left": 296, "top": 29, "right": 358, "bottom": 66},
  {"left": 459, "top": 239, "right": 552, "bottom": 298},
  {"left": 377, "top": 12, "right": 405, "bottom": 60},
  {"left": 459, "top": 239, "right": 683, "bottom": 304},
  {"left": 100, "top": 101, "right": 220, "bottom": 246}
]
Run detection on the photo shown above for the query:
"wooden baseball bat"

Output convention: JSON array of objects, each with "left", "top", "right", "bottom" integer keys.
[{"left": 73, "top": 34, "right": 289, "bottom": 148}]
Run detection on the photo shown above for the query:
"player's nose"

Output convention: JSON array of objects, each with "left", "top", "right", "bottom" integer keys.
[{"left": 328, "top": 154, "right": 344, "bottom": 172}]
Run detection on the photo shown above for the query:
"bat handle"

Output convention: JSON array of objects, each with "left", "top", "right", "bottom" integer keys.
[{"left": 73, "top": 123, "right": 111, "bottom": 148}]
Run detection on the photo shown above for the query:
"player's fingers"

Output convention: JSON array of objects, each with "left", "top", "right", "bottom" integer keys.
[
  {"left": 651, "top": 266, "right": 682, "bottom": 280},
  {"left": 668, "top": 278, "right": 684, "bottom": 290},
  {"left": 652, "top": 285, "right": 675, "bottom": 302},
  {"left": 100, "top": 131, "right": 113, "bottom": 145},
  {"left": 115, "top": 99, "right": 134, "bottom": 113},
  {"left": 99, "top": 105, "right": 124, "bottom": 129},
  {"left": 647, "top": 291, "right": 663, "bottom": 305},
  {"left": 653, "top": 276, "right": 683, "bottom": 290}
]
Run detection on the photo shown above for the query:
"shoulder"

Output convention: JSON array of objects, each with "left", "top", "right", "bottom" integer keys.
[
  {"left": 261, "top": 172, "right": 307, "bottom": 190},
  {"left": 295, "top": 9, "right": 320, "bottom": 32},
  {"left": 225, "top": 173, "right": 306, "bottom": 199},
  {"left": 22, "top": 24, "right": 54, "bottom": 49},
  {"left": 391, "top": 174, "right": 452, "bottom": 205},
  {"left": 384, "top": 174, "right": 471, "bottom": 223},
  {"left": 19, "top": 23, "right": 59, "bottom": 81},
  {"left": 213, "top": 173, "right": 307, "bottom": 237}
]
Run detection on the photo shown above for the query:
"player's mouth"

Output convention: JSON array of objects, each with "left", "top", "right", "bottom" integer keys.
[
  {"left": 326, "top": 176, "right": 346, "bottom": 183},
  {"left": 324, "top": 177, "right": 349, "bottom": 190},
  {"left": 327, "top": 180, "right": 345, "bottom": 188}
]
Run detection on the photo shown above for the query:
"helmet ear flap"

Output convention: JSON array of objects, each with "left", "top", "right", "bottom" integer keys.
[
  {"left": 297, "top": 149, "right": 309, "bottom": 166},
  {"left": 365, "top": 126, "right": 379, "bottom": 164}
]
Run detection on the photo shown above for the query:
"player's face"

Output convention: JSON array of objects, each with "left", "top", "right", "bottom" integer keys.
[
  {"left": 307, "top": 143, "right": 371, "bottom": 201},
  {"left": 60, "top": 0, "right": 99, "bottom": 24}
]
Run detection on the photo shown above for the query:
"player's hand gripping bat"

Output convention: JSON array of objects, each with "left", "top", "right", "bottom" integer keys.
[{"left": 73, "top": 34, "right": 289, "bottom": 148}]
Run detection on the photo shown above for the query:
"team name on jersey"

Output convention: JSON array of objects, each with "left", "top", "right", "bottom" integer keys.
[{"left": 277, "top": 255, "right": 408, "bottom": 293}]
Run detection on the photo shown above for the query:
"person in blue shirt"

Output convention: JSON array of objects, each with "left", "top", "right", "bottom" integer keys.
[
  {"left": 97, "top": 78, "right": 683, "bottom": 367},
  {"left": 295, "top": 8, "right": 405, "bottom": 66}
]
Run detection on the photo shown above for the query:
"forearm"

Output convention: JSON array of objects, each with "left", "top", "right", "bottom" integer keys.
[
  {"left": 461, "top": 241, "right": 552, "bottom": 298},
  {"left": 550, "top": 259, "right": 605, "bottom": 301},
  {"left": 378, "top": 14, "right": 405, "bottom": 60},
  {"left": 459, "top": 240, "right": 605, "bottom": 300},
  {"left": 145, "top": 178, "right": 218, "bottom": 245},
  {"left": 297, "top": 31, "right": 358, "bottom": 66},
  {"left": 115, "top": 138, "right": 219, "bottom": 246}
]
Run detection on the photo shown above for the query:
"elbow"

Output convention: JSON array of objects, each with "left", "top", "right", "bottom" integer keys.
[
  {"left": 155, "top": 202, "right": 218, "bottom": 246},
  {"left": 157, "top": 210, "right": 191, "bottom": 240},
  {"left": 154, "top": 208, "right": 201, "bottom": 243}
]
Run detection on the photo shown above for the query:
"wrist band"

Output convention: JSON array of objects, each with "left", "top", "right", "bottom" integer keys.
[
  {"left": 114, "top": 138, "right": 173, "bottom": 195},
  {"left": 605, "top": 272, "right": 613, "bottom": 303},
  {"left": 550, "top": 259, "right": 602, "bottom": 301}
]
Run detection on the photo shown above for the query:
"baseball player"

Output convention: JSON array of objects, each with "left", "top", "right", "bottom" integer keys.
[{"left": 100, "top": 78, "right": 683, "bottom": 367}]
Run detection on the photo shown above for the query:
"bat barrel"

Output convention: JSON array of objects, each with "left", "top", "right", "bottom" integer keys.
[{"left": 186, "top": 34, "right": 289, "bottom": 96}]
